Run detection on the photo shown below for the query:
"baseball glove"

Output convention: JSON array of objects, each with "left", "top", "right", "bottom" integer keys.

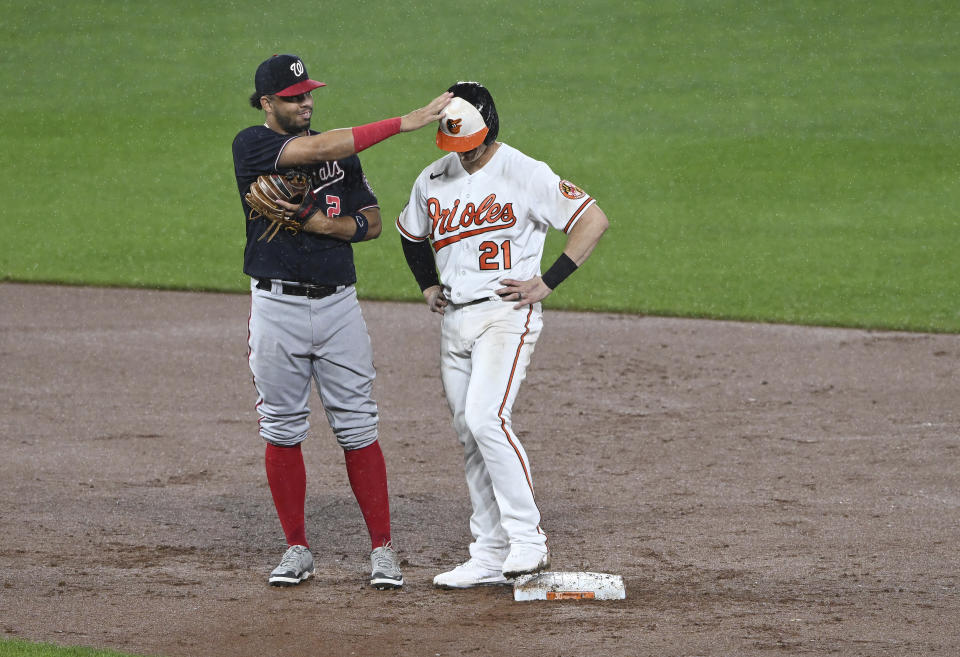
[{"left": 244, "top": 171, "right": 319, "bottom": 242}]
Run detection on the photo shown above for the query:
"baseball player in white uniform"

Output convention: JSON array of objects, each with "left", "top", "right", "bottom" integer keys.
[{"left": 396, "top": 82, "right": 609, "bottom": 588}]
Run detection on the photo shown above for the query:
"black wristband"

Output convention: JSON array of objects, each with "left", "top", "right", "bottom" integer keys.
[
  {"left": 349, "top": 213, "right": 369, "bottom": 243},
  {"left": 541, "top": 253, "right": 578, "bottom": 290}
]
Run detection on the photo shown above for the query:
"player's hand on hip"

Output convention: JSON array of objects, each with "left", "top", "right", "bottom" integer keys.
[
  {"left": 400, "top": 92, "right": 454, "bottom": 132},
  {"left": 423, "top": 285, "right": 448, "bottom": 314},
  {"left": 497, "top": 277, "right": 551, "bottom": 309}
]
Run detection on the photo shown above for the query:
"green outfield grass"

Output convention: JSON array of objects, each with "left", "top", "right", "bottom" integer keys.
[
  {"left": 2, "top": 0, "right": 957, "bottom": 332},
  {"left": 0, "top": 639, "right": 151, "bottom": 657}
]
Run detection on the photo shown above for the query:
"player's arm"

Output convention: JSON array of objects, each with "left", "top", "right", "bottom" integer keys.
[
  {"left": 273, "top": 191, "right": 382, "bottom": 241},
  {"left": 299, "top": 206, "right": 381, "bottom": 242},
  {"left": 558, "top": 203, "right": 610, "bottom": 267},
  {"left": 498, "top": 203, "right": 609, "bottom": 308},
  {"left": 400, "top": 236, "right": 447, "bottom": 314},
  {"left": 277, "top": 92, "right": 453, "bottom": 167}
]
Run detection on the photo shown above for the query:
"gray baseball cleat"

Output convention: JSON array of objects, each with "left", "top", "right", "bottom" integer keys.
[
  {"left": 268, "top": 545, "right": 315, "bottom": 586},
  {"left": 370, "top": 543, "right": 404, "bottom": 589}
]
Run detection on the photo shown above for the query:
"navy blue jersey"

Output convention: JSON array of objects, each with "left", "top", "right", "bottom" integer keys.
[{"left": 232, "top": 125, "right": 378, "bottom": 285}]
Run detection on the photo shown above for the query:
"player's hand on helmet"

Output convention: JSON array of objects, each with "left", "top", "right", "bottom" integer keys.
[
  {"left": 497, "top": 277, "right": 552, "bottom": 309},
  {"left": 423, "top": 285, "right": 448, "bottom": 314},
  {"left": 400, "top": 92, "right": 454, "bottom": 132}
]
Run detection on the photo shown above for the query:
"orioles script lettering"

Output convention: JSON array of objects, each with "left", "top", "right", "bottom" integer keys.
[{"left": 428, "top": 194, "right": 517, "bottom": 249}]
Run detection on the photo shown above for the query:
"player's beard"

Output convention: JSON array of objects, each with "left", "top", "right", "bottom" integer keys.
[
  {"left": 458, "top": 143, "right": 488, "bottom": 166},
  {"left": 277, "top": 112, "right": 311, "bottom": 135},
  {"left": 458, "top": 142, "right": 498, "bottom": 171}
]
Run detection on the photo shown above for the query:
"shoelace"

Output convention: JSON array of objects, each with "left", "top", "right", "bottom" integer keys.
[
  {"left": 372, "top": 543, "right": 399, "bottom": 571},
  {"left": 279, "top": 546, "right": 306, "bottom": 569}
]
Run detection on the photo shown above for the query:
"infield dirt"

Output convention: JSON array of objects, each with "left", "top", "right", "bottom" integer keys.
[{"left": 1, "top": 283, "right": 957, "bottom": 656}]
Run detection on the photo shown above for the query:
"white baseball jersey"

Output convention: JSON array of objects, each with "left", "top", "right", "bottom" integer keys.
[{"left": 396, "top": 143, "right": 595, "bottom": 303}]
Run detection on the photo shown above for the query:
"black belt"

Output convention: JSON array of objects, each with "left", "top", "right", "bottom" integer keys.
[
  {"left": 256, "top": 279, "right": 338, "bottom": 299},
  {"left": 451, "top": 297, "right": 495, "bottom": 308}
]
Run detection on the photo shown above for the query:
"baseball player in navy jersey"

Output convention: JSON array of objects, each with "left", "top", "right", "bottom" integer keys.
[
  {"left": 397, "top": 82, "right": 609, "bottom": 588},
  {"left": 232, "top": 53, "right": 451, "bottom": 589}
]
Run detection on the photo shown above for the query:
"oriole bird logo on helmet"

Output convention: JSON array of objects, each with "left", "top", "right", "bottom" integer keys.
[{"left": 446, "top": 118, "right": 462, "bottom": 135}]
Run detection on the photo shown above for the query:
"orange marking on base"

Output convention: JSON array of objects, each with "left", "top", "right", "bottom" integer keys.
[{"left": 547, "top": 591, "right": 596, "bottom": 600}]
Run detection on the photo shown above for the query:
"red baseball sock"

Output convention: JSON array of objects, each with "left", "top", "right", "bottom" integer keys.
[
  {"left": 343, "top": 441, "right": 391, "bottom": 549},
  {"left": 264, "top": 443, "right": 308, "bottom": 548}
]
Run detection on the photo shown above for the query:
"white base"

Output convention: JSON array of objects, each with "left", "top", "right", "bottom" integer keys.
[{"left": 513, "top": 571, "right": 626, "bottom": 601}]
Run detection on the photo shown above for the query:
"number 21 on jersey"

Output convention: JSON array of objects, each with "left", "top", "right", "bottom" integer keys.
[{"left": 479, "top": 240, "right": 512, "bottom": 270}]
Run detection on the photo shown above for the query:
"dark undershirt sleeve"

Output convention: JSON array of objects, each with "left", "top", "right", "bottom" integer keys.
[{"left": 400, "top": 236, "right": 440, "bottom": 292}]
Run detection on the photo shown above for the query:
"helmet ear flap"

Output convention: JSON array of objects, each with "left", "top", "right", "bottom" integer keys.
[{"left": 447, "top": 81, "right": 499, "bottom": 144}]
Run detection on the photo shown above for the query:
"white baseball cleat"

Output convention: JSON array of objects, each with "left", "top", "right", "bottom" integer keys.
[
  {"left": 433, "top": 559, "right": 512, "bottom": 589},
  {"left": 501, "top": 545, "right": 550, "bottom": 578}
]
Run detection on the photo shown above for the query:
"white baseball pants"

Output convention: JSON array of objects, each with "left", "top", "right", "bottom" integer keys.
[{"left": 440, "top": 299, "right": 547, "bottom": 569}]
